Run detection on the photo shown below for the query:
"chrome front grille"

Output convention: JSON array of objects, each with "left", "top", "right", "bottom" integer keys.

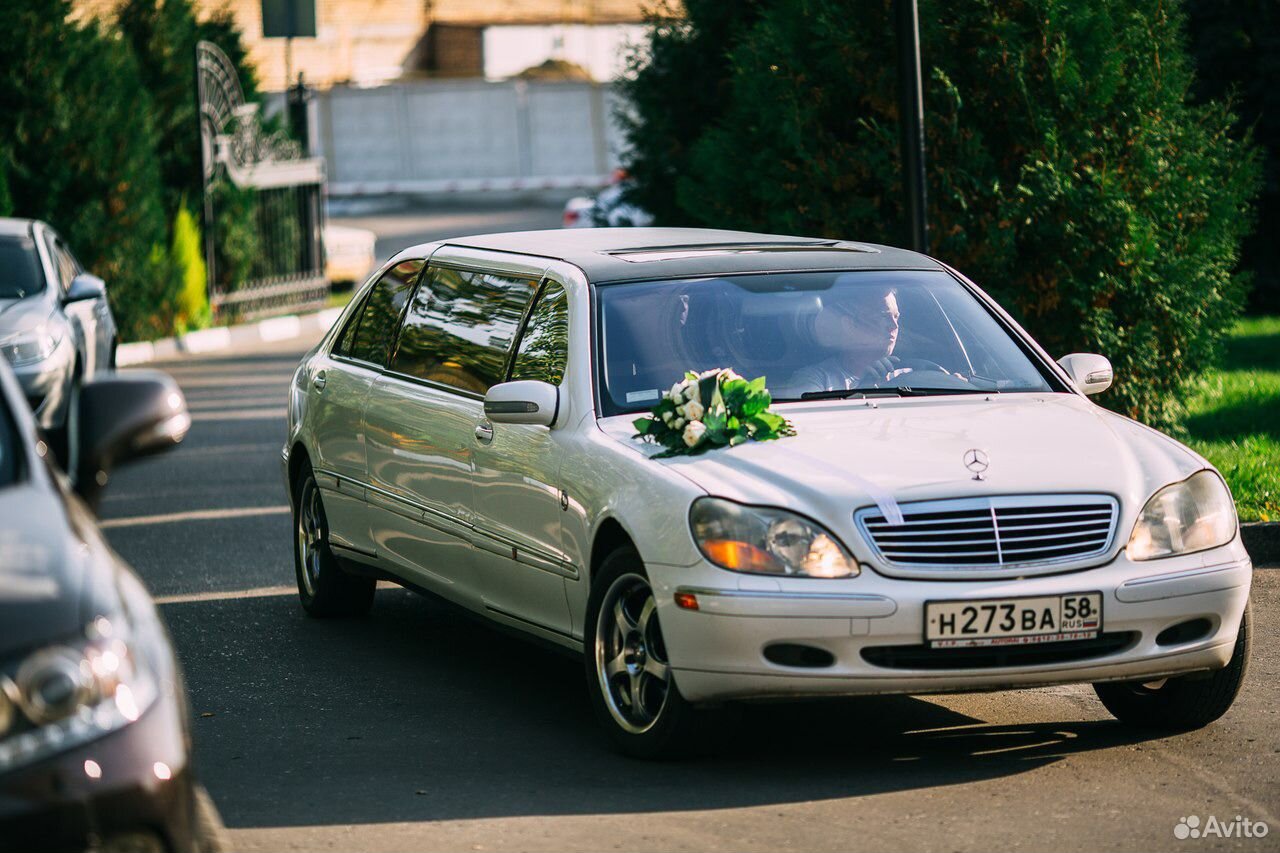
[{"left": 855, "top": 495, "right": 1119, "bottom": 574}]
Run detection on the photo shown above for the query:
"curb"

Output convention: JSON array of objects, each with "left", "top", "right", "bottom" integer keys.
[
  {"left": 1242, "top": 522, "right": 1280, "bottom": 567},
  {"left": 116, "top": 308, "right": 344, "bottom": 367}
]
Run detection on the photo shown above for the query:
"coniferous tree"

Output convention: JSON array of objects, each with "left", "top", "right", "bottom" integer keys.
[{"left": 626, "top": 0, "right": 1260, "bottom": 426}]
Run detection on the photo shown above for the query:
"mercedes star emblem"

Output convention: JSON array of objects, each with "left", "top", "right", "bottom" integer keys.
[{"left": 964, "top": 448, "right": 990, "bottom": 480}]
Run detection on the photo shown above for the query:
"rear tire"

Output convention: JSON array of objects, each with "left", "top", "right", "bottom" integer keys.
[
  {"left": 292, "top": 466, "right": 375, "bottom": 617},
  {"left": 585, "top": 546, "right": 704, "bottom": 759},
  {"left": 1094, "top": 603, "right": 1251, "bottom": 731}
]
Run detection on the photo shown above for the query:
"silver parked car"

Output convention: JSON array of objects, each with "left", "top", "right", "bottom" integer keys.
[{"left": 0, "top": 218, "right": 118, "bottom": 469}]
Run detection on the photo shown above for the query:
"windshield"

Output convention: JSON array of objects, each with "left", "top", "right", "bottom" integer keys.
[
  {"left": 595, "top": 270, "right": 1058, "bottom": 415},
  {"left": 0, "top": 235, "right": 45, "bottom": 300}
]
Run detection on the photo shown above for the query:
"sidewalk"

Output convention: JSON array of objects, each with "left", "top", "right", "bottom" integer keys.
[{"left": 116, "top": 308, "right": 344, "bottom": 367}]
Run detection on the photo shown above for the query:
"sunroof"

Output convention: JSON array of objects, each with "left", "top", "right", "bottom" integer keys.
[{"left": 604, "top": 241, "right": 880, "bottom": 263}]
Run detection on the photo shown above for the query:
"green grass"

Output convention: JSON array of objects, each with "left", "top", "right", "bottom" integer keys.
[{"left": 1177, "top": 316, "right": 1280, "bottom": 522}]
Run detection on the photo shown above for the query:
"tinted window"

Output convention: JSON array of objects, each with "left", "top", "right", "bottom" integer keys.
[
  {"left": 390, "top": 266, "right": 537, "bottom": 394},
  {"left": 510, "top": 281, "right": 569, "bottom": 385},
  {"left": 596, "top": 270, "right": 1057, "bottom": 415},
  {"left": 0, "top": 235, "right": 45, "bottom": 299},
  {"left": 346, "top": 260, "right": 423, "bottom": 366}
]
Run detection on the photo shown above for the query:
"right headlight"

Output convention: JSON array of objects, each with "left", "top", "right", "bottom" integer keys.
[
  {"left": 0, "top": 615, "right": 159, "bottom": 775},
  {"left": 0, "top": 323, "right": 61, "bottom": 367},
  {"left": 1126, "top": 470, "right": 1238, "bottom": 561},
  {"left": 689, "top": 497, "right": 859, "bottom": 578}
]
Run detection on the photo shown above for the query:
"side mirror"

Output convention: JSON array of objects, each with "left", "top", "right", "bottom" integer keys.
[
  {"left": 1058, "top": 353, "right": 1114, "bottom": 396},
  {"left": 74, "top": 370, "right": 190, "bottom": 510},
  {"left": 65, "top": 273, "right": 107, "bottom": 304},
  {"left": 483, "top": 380, "right": 558, "bottom": 427}
]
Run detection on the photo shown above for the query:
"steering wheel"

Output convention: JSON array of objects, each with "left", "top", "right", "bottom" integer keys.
[{"left": 894, "top": 358, "right": 954, "bottom": 376}]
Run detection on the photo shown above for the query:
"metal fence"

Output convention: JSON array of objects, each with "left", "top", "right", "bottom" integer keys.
[
  {"left": 311, "top": 79, "right": 627, "bottom": 196},
  {"left": 199, "top": 41, "right": 329, "bottom": 321}
]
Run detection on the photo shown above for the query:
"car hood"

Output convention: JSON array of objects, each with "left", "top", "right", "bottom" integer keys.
[
  {"left": 0, "top": 484, "right": 117, "bottom": 659},
  {"left": 597, "top": 393, "right": 1203, "bottom": 528},
  {"left": 0, "top": 296, "right": 52, "bottom": 337}
]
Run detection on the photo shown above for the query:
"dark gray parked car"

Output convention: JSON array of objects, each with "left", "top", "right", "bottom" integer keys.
[{"left": 0, "top": 218, "right": 118, "bottom": 469}]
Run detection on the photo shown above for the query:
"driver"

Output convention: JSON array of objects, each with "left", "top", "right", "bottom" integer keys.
[{"left": 786, "top": 284, "right": 908, "bottom": 393}]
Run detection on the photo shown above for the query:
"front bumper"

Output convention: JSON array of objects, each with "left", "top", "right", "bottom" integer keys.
[
  {"left": 648, "top": 539, "right": 1253, "bottom": 704},
  {"left": 0, "top": 689, "right": 197, "bottom": 853}
]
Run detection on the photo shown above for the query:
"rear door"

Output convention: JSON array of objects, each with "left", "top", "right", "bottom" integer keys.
[
  {"left": 308, "top": 258, "right": 421, "bottom": 555},
  {"left": 363, "top": 262, "right": 537, "bottom": 604}
]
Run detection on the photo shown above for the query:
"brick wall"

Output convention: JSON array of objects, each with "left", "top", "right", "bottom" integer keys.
[{"left": 73, "top": 0, "right": 660, "bottom": 90}]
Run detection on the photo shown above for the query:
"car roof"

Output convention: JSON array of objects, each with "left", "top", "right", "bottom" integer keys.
[
  {"left": 430, "top": 227, "right": 943, "bottom": 284},
  {"left": 0, "top": 218, "right": 37, "bottom": 238}
]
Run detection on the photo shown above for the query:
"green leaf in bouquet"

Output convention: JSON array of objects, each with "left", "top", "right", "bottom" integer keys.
[{"left": 633, "top": 417, "right": 654, "bottom": 436}]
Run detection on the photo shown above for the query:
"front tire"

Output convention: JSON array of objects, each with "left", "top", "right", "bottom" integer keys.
[
  {"left": 1094, "top": 604, "right": 1251, "bottom": 731},
  {"left": 585, "top": 547, "right": 701, "bottom": 759},
  {"left": 293, "top": 466, "right": 376, "bottom": 617}
]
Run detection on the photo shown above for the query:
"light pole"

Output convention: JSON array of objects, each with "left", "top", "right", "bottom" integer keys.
[{"left": 895, "top": 0, "right": 929, "bottom": 255}]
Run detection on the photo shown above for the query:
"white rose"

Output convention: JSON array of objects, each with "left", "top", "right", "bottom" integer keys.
[
  {"left": 673, "top": 417, "right": 686, "bottom": 430},
  {"left": 669, "top": 382, "right": 684, "bottom": 400},
  {"left": 683, "top": 399, "right": 705, "bottom": 421},
  {"left": 662, "top": 410, "right": 674, "bottom": 424},
  {"left": 682, "top": 420, "right": 707, "bottom": 447}
]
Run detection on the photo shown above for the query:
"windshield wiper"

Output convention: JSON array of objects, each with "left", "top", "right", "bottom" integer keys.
[
  {"left": 799, "top": 387, "right": 912, "bottom": 400},
  {"left": 799, "top": 385, "right": 996, "bottom": 400}
]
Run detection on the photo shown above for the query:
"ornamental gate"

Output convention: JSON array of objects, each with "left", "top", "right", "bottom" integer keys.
[{"left": 197, "top": 41, "right": 327, "bottom": 320}]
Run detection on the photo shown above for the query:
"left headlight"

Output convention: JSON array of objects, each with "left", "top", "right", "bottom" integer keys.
[
  {"left": 1126, "top": 470, "right": 1238, "bottom": 561},
  {"left": 0, "top": 615, "right": 158, "bottom": 775},
  {"left": 0, "top": 323, "right": 61, "bottom": 366},
  {"left": 689, "top": 497, "right": 859, "bottom": 578}
]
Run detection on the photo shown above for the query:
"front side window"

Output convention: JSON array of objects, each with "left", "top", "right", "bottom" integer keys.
[
  {"left": 0, "top": 235, "right": 45, "bottom": 299},
  {"left": 595, "top": 270, "right": 1058, "bottom": 415},
  {"left": 390, "top": 266, "right": 537, "bottom": 394},
  {"left": 510, "top": 281, "right": 569, "bottom": 385},
  {"left": 343, "top": 259, "right": 423, "bottom": 366}
]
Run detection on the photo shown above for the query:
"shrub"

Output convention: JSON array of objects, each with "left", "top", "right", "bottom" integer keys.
[
  {"left": 627, "top": 0, "right": 1260, "bottom": 426},
  {"left": 171, "top": 203, "right": 210, "bottom": 332}
]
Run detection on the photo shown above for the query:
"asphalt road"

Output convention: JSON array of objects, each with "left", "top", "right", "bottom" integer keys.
[{"left": 92, "top": 331, "right": 1280, "bottom": 853}]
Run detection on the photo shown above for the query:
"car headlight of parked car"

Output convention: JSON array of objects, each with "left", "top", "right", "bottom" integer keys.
[
  {"left": 689, "top": 497, "right": 859, "bottom": 578},
  {"left": 1126, "top": 470, "right": 1237, "bottom": 561},
  {"left": 0, "top": 615, "right": 159, "bottom": 774},
  {"left": 0, "top": 323, "right": 61, "bottom": 367}
]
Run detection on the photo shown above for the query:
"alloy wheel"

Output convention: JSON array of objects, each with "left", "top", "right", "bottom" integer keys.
[
  {"left": 594, "top": 573, "right": 672, "bottom": 734},
  {"left": 296, "top": 480, "right": 325, "bottom": 598}
]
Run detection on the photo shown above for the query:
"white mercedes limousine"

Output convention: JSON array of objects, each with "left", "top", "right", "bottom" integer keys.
[{"left": 282, "top": 228, "right": 1252, "bottom": 757}]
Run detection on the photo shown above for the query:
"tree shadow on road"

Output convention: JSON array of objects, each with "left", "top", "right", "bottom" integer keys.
[{"left": 163, "top": 587, "right": 1162, "bottom": 830}]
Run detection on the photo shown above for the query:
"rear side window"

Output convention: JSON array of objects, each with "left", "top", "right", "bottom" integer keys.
[
  {"left": 510, "top": 281, "right": 569, "bottom": 385},
  {"left": 341, "top": 259, "right": 423, "bottom": 366},
  {"left": 390, "top": 266, "right": 537, "bottom": 394}
]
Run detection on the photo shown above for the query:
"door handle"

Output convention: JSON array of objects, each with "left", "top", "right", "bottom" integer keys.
[
  {"left": 474, "top": 422, "right": 494, "bottom": 443},
  {"left": 312, "top": 371, "right": 327, "bottom": 391}
]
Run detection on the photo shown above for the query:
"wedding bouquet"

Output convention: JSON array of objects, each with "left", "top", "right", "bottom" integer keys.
[{"left": 632, "top": 368, "right": 796, "bottom": 458}]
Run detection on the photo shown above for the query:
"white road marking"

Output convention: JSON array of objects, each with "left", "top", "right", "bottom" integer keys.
[
  {"left": 100, "top": 506, "right": 290, "bottom": 529},
  {"left": 154, "top": 585, "right": 296, "bottom": 605},
  {"left": 190, "top": 408, "right": 288, "bottom": 422}
]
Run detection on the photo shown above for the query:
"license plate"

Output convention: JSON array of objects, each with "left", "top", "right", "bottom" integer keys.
[{"left": 925, "top": 592, "right": 1102, "bottom": 648}]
